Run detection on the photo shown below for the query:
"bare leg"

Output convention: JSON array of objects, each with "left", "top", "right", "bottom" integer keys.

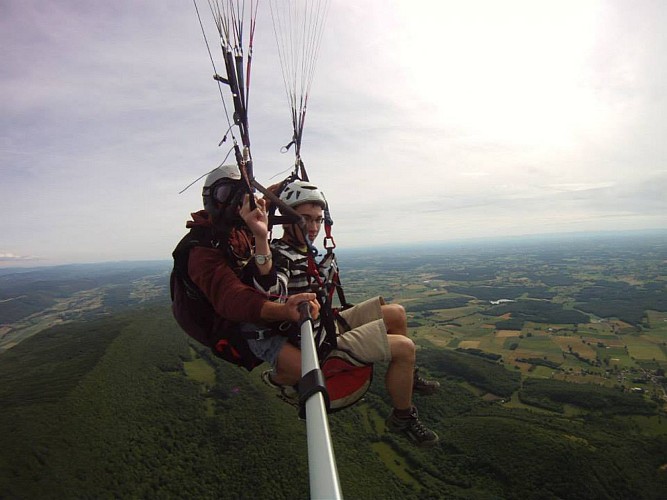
[
  {"left": 385, "top": 333, "right": 439, "bottom": 446},
  {"left": 385, "top": 334, "right": 416, "bottom": 409},
  {"left": 272, "top": 343, "right": 302, "bottom": 386}
]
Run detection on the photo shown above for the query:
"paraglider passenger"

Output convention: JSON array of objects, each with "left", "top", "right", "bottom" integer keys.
[{"left": 241, "top": 180, "right": 440, "bottom": 447}]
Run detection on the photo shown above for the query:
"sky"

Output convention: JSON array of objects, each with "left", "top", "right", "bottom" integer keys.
[{"left": 1, "top": 0, "right": 666, "bottom": 267}]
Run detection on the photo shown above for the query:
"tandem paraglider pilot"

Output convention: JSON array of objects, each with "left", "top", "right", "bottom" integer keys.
[{"left": 170, "top": 164, "right": 320, "bottom": 370}]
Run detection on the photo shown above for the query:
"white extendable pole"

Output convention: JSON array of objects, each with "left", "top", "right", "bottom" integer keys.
[{"left": 299, "top": 303, "right": 343, "bottom": 500}]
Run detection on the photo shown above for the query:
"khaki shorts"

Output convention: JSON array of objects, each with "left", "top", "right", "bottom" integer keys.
[{"left": 334, "top": 296, "right": 391, "bottom": 363}]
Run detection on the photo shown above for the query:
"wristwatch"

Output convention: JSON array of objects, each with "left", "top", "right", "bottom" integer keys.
[{"left": 254, "top": 253, "right": 272, "bottom": 265}]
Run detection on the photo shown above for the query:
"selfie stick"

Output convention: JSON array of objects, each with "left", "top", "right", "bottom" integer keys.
[{"left": 298, "top": 302, "right": 342, "bottom": 500}]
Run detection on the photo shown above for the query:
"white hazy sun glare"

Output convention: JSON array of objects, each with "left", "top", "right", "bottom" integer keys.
[{"left": 392, "top": 1, "right": 605, "bottom": 149}]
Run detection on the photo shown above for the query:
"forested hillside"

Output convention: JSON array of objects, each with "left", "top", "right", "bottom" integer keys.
[{"left": 2, "top": 303, "right": 666, "bottom": 499}]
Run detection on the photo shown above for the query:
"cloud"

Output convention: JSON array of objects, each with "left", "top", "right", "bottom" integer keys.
[{"left": 0, "top": 253, "right": 39, "bottom": 262}]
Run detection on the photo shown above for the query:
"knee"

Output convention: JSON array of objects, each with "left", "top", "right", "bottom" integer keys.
[
  {"left": 388, "top": 334, "right": 415, "bottom": 364},
  {"left": 382, "top": 304, "right": 407, "bottom": 334}
]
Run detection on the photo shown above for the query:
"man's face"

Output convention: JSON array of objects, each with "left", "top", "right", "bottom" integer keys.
[{"left": 294, "top": 202, "right": 324, "bottom": 244}]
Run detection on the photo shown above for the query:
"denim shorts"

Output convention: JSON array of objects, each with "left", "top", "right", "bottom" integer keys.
[{"left": 247, "top": 334, "right": 288, "bottom": 367}]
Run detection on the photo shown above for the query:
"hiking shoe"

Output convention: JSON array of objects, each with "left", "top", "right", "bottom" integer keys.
[
  {"left": 386, "top": 406, "right": 439, "bottom": 447},
  {"left": 413, "top": 368, "right": 440, "bottom": 395},
  {"left": 261, "top": 370, "right": 299, "bottom": 408}
]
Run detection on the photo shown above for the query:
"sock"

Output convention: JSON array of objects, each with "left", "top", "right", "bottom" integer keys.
[
  {"left": 267, "top": 371, "right": 283, "bottom": 388},
  {"left": 393, "top": 406, "right": 414, "bottom": 419}
]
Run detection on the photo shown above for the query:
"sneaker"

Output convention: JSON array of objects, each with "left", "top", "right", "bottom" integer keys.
[
  {"left": 261, "top": 370, "right": 299, "bottom": 408},
  {"left": 386, "top": 406, "right": 439, "bottom": 447},
  {"left": 413, "top": 368, "right": 440, "bottom": 395}
]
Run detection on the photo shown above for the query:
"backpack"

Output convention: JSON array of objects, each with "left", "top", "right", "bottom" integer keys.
[{"left": 170, "top": 225, "right": 262, "bottom": 371}]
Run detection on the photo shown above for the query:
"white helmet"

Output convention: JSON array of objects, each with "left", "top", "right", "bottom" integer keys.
[
  {"left": 203, "top": 164, "right": 242, "bottom": 188},
  {"left": 202, "top": 164, "right": 243, "bottom": 220},
  {"left": 279, "top": 180, "right": 327, "bottom": 210}
]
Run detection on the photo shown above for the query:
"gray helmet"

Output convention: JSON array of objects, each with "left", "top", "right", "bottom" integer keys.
[{"left": 279, "top": 180, "right": 327, "bottom": 210}]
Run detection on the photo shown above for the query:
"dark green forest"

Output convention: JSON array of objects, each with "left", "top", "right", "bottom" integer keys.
[
  {"left": 485, "top": 299, "right": 591, "bottom": 327},
  {"left": 574, "top": 280, "right": 667, "bottom": 326},
  {"left": 518, "top": 378, "right": 657, "bottom": 415},
  {"left": 2, "top": 303, "right": 667, "bottom": 499}
]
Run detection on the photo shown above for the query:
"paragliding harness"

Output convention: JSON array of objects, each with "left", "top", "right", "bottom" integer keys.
[
  {"left": 266, "top": 174, "right": 374, "bottom": 412},
  {"left": 170, "top": 223, "right": 266, "bottom": 371}
]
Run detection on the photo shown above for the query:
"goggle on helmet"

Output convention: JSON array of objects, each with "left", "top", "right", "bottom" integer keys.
[{"left": 202, "top": 164, "right": 244, "bottom": 223}]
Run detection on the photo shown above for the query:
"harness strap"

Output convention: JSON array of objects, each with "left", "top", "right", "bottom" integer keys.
[
  {"left": 323, "top": 202, "right": 336, "bottom": 252},
  {"left": 237, "top": 327, "right": 281, "bottom": 341},
  {"left": 172, "top": 225, "right": 217, "bottom": 301},
  {"left": 302, "top": 252, "right": 337, "bottom": 360}
]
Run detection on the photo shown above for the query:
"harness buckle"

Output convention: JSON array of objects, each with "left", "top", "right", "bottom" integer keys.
[
  {"left": 255, "top": 329, "right": 272, "bottom": 340},
  {"left": 323, "top": 235, "right": 336, "bottom": 250}
]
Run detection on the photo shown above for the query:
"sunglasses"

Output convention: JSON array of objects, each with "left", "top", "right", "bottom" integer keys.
[{"left": 302, "top": 215, "right": 324, "bottom": 225}]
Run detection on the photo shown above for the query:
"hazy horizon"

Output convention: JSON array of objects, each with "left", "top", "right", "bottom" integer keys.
[{"left": 1, "top": 227, "right": 664, "bottom": 271}]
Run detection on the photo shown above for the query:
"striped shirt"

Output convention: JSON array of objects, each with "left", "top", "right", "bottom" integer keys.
[
  {"left": 252, "top": 239, "right": 321, "bottom": 298},
  {"left": 251, "top": 239, "right": 334, "bottom": 335}
]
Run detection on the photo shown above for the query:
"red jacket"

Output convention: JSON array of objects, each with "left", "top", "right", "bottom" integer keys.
[{"left": 186, "top": 211, "right": 267, "bottom": 324}]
